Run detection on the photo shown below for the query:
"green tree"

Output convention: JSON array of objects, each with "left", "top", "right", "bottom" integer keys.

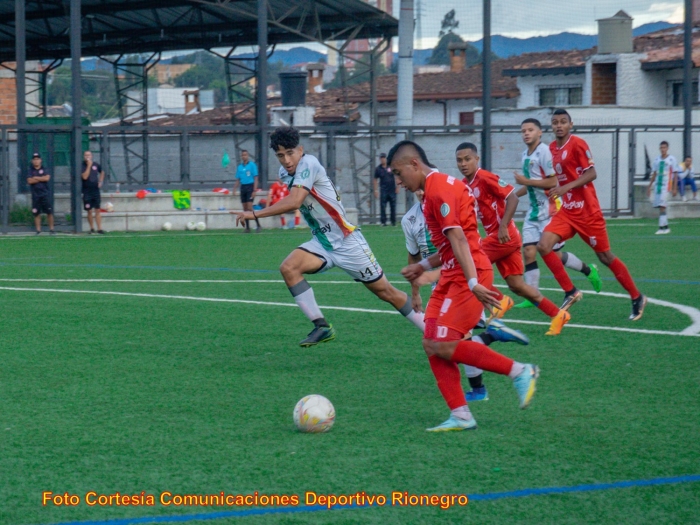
[
  {"left": 428, "top": 33, "right": 480, "bottom": 66},
  {"left": 439, "top": 9, "right": 459, "bottom": 37}
]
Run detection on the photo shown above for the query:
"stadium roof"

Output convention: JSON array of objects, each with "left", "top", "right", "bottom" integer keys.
[{"left": 0, "top": 0, "right": 398, "bottom": 62}]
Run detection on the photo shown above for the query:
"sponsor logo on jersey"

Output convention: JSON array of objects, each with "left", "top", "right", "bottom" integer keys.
[
  {"left": 562, "top": 200, "right": 584, "bottom": 210},
  {"left": 440, "top": 203, "right": 450, "bottom": 217},
  {"left": 473, "top": 187, "right": 480, "bottom": 198},
  {"left": 299, "top": 169, "right": 310, "bottom": 180},
  {"left": 556, "top": 163, "right": 563, "bottom": 174},
  {"left": 408, "top": 215, "right": 416, "bottom": 224},
  {"left": 311, "top": 223, "right": 333, "bottom": 236},
  {"left": 447, "top": 176, "right": 455, "bottom": 185},
  {"left": 562, "top": 150, "right": 568, "bottom": 160},
  {"left": 589, "top": 236, "right": 597, "bottom": 247},
  {"left": 498, "top": 178, "right": 507, "bottom": 187}
]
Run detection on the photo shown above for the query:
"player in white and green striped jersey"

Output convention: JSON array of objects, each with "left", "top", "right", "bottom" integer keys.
[
  {"left": 513, "top": 118, "right": 601, "bottom": 309},
  {"left": 648, "top": 140, "right": 679, "bottom": 234}
]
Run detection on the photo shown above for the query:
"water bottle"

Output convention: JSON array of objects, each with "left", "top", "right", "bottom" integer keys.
[{"left": 116, "top": 183, "right": 120, "bottom": 193}]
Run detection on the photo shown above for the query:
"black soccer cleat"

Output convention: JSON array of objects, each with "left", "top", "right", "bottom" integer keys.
[
  {"left": 629, "top": 294, "right": 647, "bottom": 321},
  {"left": 560, "top": 289, "right": 583, "bottom": 311},
  {"left": 300, "top": 324, "right": 336, "bottom": 347}
]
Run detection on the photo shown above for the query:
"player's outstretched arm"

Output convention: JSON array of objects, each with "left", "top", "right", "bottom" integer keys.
[
  {"left": 444, "top": 227, "right": 500, "bottom": 310},
  {"left": 499, "top": 191, "right": 519, "bottom": 243},
  {"left": 401, "top": 252, "right": 441, "bottom": 282},
  {"left": 514, "top": 171, "right": 557, "bottom": 190},
  {"left": 231, "top": 186, "right": 307, "bottom": 226}
]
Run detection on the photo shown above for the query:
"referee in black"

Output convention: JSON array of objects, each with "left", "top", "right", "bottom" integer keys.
[
  {"left": 27, "top": 152, "right": 55, "bottom": 234},
  {"left": 82, "top": 151, "right": 105, "bottom": 234},
  {"left": 374, "top": 152, "right": 398, "bottom": 226}
]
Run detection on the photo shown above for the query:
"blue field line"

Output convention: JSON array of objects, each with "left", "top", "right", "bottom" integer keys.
[
  {"left": 41, "top": 474, "right": 700, "bottom": 525},
  {"left": 2, "top": 260, "right": 700, "bottom": 286}
]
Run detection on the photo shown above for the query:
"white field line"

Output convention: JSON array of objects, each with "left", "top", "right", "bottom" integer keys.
[
  {"left": 0, "top": 278, "right": 697, "bottom": 336},
  {"left": 0, "top": 285, "right": 698, "bottom": 338}
]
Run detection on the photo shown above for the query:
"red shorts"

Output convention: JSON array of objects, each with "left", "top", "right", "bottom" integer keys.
[
  {"left": 425, "top": 269, "right": 494, "bottom": 341},
  {"left": 545, "top": 211, "right": 610, "bottom": 253},
  {"left": 481, "top": 235, "right": 524, "bottom": 279}
]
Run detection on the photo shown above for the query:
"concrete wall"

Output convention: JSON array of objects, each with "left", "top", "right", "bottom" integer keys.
[{"left": 515, "top": 74, "right": 585, "bottom": 109}]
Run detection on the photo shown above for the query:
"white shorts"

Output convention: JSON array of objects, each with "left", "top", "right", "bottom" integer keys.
[
  {"left": 522, "top": 217, "right": 565, "bottom": 250},
  {"left": 652, "top": 191, "right": 668, "bottom": 208},
  {"left": 298, "top": 230, "right": 383, "bottom": 283}
]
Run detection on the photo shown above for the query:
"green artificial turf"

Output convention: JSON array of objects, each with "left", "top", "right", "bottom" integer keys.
[{"left": 0, "top": 218, "right": 698, "bottom": 525}]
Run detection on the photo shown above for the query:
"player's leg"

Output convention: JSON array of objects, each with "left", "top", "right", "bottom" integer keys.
[
  {"left": 538, "top": 219, "right": 583, "bottom": 308},
  {"left": 679, "top": 177, "right": 687, "bottom": 200},
  {"left": 503, "top": 272, "right": 570, "bottom": 336},
  {"left": 594, "top": 249, "right": 646, "bottom": 321},
  {"left": 363, "top": 276, "right": 424, "bottom": 331},
  {"left": 379, "top": 192, "right": 387, "bottom": 226},
  {"left": 559, "top": 248, "right": 602, "bottom": 293},
  {"left": 33, "top": 211, "right": 41, "bottom": 233},
  {"left": 85, "top": 202, "right": 94, "bottom": 232},
  {"left": 47, "top": 213, "right": 54, "bottom": 233},
  {"left": 95, "top": 209, "right": 103, "bottom": 233},
  {"left": 389, "top": 192, "right": 397, "bottom": 226},
  {"left": 516, "top": 243, "right": 538, "bottom": 309},
  {"left": 656, "top": 205, "right": 670, "bottom": 235},
  {"left": 480, "top": 236, "right": 515, "bottom": 320},
  {"left": 280, "top": 244, "right": 335, "bottom": 346},
  {"left": 690, "top": 177, "right": 698, "bottom": 199}
]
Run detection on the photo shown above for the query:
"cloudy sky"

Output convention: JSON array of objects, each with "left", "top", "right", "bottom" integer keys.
[{"left": 405, "top": 1, "right": 684, "bottom": 48}]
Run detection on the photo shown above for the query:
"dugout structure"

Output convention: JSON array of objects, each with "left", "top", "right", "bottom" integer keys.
[{"left": 1, "top": 0, "right": 397, "bottom": 232}]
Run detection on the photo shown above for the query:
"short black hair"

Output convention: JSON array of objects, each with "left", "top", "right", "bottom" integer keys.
[
  {"left": 455, "top": 142, "right": 478, "bottom": 154},
  {"left": 240, "top": 149, "right": 248, "bottom": 154},
  {"left": 386, "top": 140, "right": 433, "bottom": 167},
  {"left": 685, "top": 155, "right": 692, "bottom": 159},
  {"left": 552, "top": 109, "right": 571, "bottom": 120},
  {"left": 270, "top": 127, "right": 300, "bottom": 151},
  {"left": 521, "top": 118, "right": 542, "bottom": 129},
  {"left": 660, "top": 141, "right": 669, "bottom": 147}
]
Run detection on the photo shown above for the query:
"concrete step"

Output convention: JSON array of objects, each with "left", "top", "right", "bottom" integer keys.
[{"left": 633, "top": 182, "right": 700, "bottom": 218}]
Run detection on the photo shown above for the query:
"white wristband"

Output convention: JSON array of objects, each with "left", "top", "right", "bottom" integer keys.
[
  {"left": 468, "top": 278, "right": 478, "bottom": 291},
  {"left": 419, "top": 258, "right": 432, "bottom": 271}
]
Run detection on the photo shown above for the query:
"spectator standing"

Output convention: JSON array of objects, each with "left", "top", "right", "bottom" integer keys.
[
  {"left": 374, "top": 152, "right": 399, "bottom": 226},
  {"left": 234, "top": 149, "right": 261, "bottom": 232},
  {"left": 678, "top": 156, "right": 698, "bottom": 201},
  {"left": 81, "top": 151, "right": 105, "bottom": 234},
  {"left": 27, "top": 152, "right": 54, "bottom": 235}
]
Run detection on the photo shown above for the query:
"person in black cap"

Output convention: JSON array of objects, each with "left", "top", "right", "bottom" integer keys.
[
  {"left": 374, "top": 152, "right": 398, "bottom": 226},
  {"left": 27, "top": 153, "right": 55, "bottom": 234},
  {"left": 82, "top": 151, "right": 105, "bottom": 234}
]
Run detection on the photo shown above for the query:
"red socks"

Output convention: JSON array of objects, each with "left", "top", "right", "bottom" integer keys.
[
  {"left": 427, "top": 355, "right": 464, "bottom": 410},
  {"left": 542, "top": 251, "right": 575, "bottom": 293},
  {"left": 536, "top": 297, "right": 560, "bottom": 318},
  {"left": 609, "top": 258, "right": 640, "bottom": 299},
  {"left": 451, "top": 339, "right": 514, "bottom": 375}
]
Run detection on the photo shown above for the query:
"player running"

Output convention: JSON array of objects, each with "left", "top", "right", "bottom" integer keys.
[
  {"left": 538, "top": 109, "right": 646, "bottom": 321},
  {"left": 402, "top": 189, "right": 530, "bottom": 403},
  {"left": 456, "top": 142, "right": 571, "bottom": 336},
  {"left": 390, "top": 140, "right": 539, "bottom": 432},
  {"left": 513, "top": 117, "right": 601, "bottom": 309},
  {"left": 648, "top": 141, "right": 679, "bottom": 235},
  {"left": 232, "top": 127, "right": 424, "bottom": 346}
]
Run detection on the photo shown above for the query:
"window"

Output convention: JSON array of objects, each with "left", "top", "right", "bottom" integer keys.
[
  {"left": 671, "top": 81, "right": 699, "bottom": 107},
  {"left": 539, "top": 86, "right": 583, "bottom": 106},
  {"left": 459, "top": 112, "right": 475, "bottom": 125}
]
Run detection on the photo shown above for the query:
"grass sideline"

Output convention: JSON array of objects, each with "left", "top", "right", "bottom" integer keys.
[{"left": 0, "top": 218, "right": 698, "bottom": 525}]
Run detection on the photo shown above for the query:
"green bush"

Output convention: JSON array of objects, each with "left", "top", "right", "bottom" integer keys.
[{"left": 10, "top": 203, "right": 34, "bottom": 225}]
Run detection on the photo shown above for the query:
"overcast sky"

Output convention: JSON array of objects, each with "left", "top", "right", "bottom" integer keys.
[{"left": 406, "top": 1, "right": 684, "bottom": 48}]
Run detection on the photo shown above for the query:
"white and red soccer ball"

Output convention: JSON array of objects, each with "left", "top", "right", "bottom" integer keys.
[{"left": 293, "top": 395, "right": 335, "bottom": 433}]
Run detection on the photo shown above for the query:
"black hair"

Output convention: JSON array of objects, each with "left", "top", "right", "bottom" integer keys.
[
  {"left": 455, "top": 142, "right": 478, "bottom": 154},
  {"left": 521, "top": 118, "right": 542, "bottom": 129},
  {"left": 552, "top": 108, "right": 571, "bottom": 120},
  {"left": 240, "top": 149, "right": 248, "bottom": 154},
  {"left": 270, "top": 127, "right": 300, "bottom": 151},
  {"left": 660, "top": 141, "right": 669, "bottom": 147},
  {"left": 386, "top": 140, "right": 433, "bottom": 167}
]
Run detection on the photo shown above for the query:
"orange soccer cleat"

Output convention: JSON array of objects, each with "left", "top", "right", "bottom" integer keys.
[{"left": 545, "top": 309, "right": 571, "bottom": 336}]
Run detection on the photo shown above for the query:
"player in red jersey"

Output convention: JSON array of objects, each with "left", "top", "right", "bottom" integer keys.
[
  {"left": 267, "top": 176, "right": 295, "bottom": 228},
  {"left": 388, "top": 140, "right": 539, "bottom": 432},
  {"left": 456, "top": 142, "right": 571, "bottom": 336},
  {"left": 538, "top": 109, "right": 646, "bottom": 321}
]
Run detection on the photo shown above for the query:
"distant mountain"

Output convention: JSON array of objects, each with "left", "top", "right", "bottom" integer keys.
[{"left": 403, "top": 21, "right": 676, "bottom": 64}]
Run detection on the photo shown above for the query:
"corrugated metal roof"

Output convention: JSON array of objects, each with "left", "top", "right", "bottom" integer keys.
[{"left": 0, "top": 0, "right": 397, "bottom": 61}]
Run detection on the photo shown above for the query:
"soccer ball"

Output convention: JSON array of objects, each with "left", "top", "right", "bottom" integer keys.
[
  {"left": 196, "top": 221, "right": 206, "bottom": 231},
  {"left": 104, "top": 202, "right": 114, "bottom": 212},
  {"left": 293, "top": 395, "right": 335, "bottom": 433},
  {"left": 186, "top": 221, "right": 196, "bottom": 231},
  {"left": 162, "top": 222, "right": 172, "bottom": 231}
]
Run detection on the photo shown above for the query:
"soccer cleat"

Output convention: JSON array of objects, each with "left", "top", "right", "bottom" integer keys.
[
  {"left": 299, "top": 324, "right": 336, "bottom": 347},
  {"left": 655, "top": 229, "right": 664, "bottom": 235},
  {"left": 663, "top": 228, "right": 671, "bottom": 234},
  {"left": 486, "top": 319, "right": 529, "bottom": 345},
  {"left": 629, "top": 294, "right": 647, "bottom": 321},
  {"left": 514, "top": 299, "right": 535, "bottom": 309},
  {"left": 487, "top": 295, "right": 514, "bottom": 323},
  {"left": 426, "top": 415, "right": 477, "bottom": 432},
  {"left": 560, "top": 289, "right": 583, "bottom": 311},
  {"left": 586, "top": 264, "right": 602, "bottom": 293},
  {"left": 465, "top": 386, "right": 489, "bottom": 402},
  {"left": 545, "top": 310, "right": 571, "bottom": 336},
  {"left": 512, "top": 364, "right": 539, "bottom": 409}
]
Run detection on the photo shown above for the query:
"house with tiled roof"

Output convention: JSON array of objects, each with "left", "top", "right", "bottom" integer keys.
[{"left": 502, "top": 10, "right": 700, "bottom": 110}]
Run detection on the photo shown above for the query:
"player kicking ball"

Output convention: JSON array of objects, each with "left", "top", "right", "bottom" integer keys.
[
  {"left": 232, "top": 127, "right": 424, "bottom": 346},
  {"left": 513, "top": 117, "right": 601, "bottom": 309},
  {"left": 456, "top": 142, "right": 571, "bottom": 336},
  {"left": 402, "top": 188, "right": 530, "bottom": 403},
  {"left": 390, "top": 140, "right": 538, "bottom": 431},
  {"left": 538, "top": 110, "right": 646, "bottom": 321}
]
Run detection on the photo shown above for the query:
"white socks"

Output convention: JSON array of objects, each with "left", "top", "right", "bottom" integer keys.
[
  {"left": 659, "top": 213, "right": 669, "bottom": 228},
  {"left": 451, "top": 405, "right": 473, "bottom": 421},
  {"left": 398, "top": 297, "right": 426, "bottom": 331},
  {"left": 562, "top": 252, "right": 584, "bottom": 272},
  {"left": 508, "top": 362, "right": 525, "bottom": 379},
  {"left": 288, "top": 280, "right": 324, "bottom": 322}
]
